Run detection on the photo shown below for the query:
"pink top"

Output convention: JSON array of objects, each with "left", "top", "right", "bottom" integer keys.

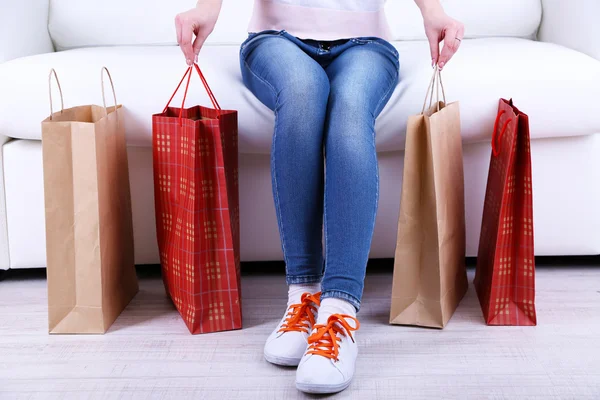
[{"left": 248, "top": 0, "right": 391, "bottom": 41}]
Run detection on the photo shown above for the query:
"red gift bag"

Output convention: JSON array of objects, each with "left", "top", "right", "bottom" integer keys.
[
  {"left": 152, "top": 64, "right": 242, "bottom": 334},
  {"left": 474, "top": 98, "right": 537, "bottom": 326}
]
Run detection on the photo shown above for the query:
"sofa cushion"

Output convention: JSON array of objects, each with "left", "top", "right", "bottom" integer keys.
[
  {"left": 1, "top": 38, "right": 599, "bottom": 153},
  {"left": 47, "top": 0, "right": 541, "bottom": 51}
]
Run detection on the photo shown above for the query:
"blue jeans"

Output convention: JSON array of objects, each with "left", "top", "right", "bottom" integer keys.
[{"left": 239, "top": 30, "right": 399, "bottom": 311}]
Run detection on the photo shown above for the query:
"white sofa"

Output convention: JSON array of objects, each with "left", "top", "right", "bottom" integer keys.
[{"left": 1, "top": 0, "right": 599, "bottom": 271}]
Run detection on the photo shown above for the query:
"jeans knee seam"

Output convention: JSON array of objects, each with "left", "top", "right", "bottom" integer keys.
[
  {"left": 242, "top": 59, "right": 290, "bottom": 264},
  {"left": 373, "top": 70, "right": 399, "bottom": 119},
  {"left": 323, "top": 166, "right": 330, "bottom": 276},
  {"left": 371, "top": 64, "right": 397, "bottom": 246},
  {"left": 371, "top": 131, "right": 379, "bottom": 254},
  {"left": 272, "top": 116, "right": 288, "bottom": 263}
]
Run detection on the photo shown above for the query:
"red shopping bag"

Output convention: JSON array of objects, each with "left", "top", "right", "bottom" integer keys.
[
  {"left": 474, "top": 98, "right": 536, "bottom": 326},
  {"left": 152, "top": 64, "right": 242, "bottom": 334}
]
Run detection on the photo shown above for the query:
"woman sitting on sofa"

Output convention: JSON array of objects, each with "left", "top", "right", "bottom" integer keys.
[{"left": 175, "top": 0, "right": 464, "bottom": 394}]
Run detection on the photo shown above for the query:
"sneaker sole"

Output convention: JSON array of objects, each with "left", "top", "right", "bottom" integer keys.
[
  {"left": 263, "top": 352, "right": 301, "bottom": 367},
  {"left": 295, "top": 380, "right": 352, "bottom": 394}
]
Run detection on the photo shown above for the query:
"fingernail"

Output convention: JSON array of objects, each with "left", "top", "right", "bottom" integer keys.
[
  {"left": 438, "top": 61, "right": 445, "bottom": 69},
  {"left": 195, "top": 55, "right": 198, "bottom": 63},
  {"left": 186, "top": 59, "right": 192, "bottom": 66}
]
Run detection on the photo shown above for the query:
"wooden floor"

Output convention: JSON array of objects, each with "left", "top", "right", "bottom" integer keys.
[{"left": 1, "top": 262, "right": 599, "bottom": 400}]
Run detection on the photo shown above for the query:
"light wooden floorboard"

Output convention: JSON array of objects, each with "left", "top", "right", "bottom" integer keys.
[{"left": 1, "top": 265, "right": 599, "bottom": 400}]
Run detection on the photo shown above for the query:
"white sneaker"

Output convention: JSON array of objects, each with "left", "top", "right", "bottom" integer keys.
[
  {"left": 263, "top": 292, "right": 321, "bottom": 366},
  {"left": 295, "top": 314, "right": 360, "bottom": 394}
]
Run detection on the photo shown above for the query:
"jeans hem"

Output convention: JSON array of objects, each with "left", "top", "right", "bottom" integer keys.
[
  {"left": 286, "top": 275, "right": 323, "bottom": 285},
  {"left": 321, "top": 290, "right": 361, "bottom": 312}
]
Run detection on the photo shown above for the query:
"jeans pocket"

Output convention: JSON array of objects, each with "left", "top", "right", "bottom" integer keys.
[
  {"left": 351, "top": 37, "right": 399, "bottom": 58},
  {"left": 351, "top": 38, "right": 374, "bottom": 45},
  {"left": 240, "top": 30, "right": 284, "bottom": 54}
]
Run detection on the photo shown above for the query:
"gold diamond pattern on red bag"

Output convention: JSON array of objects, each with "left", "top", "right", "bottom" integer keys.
[
  {"left": 474, "top": 98, "right": 537, "bottom": 326},
  {"left": 152, "top": 65, "right": 242, "bottom": 334}
]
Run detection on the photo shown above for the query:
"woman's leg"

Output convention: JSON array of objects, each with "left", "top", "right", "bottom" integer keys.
[
  {"left": 240, "top": 33, "right": 330, "bottom": 285},
  {"left": 320, "top": 40, "right": 400, "bottom": 311},
  {"left": 295, "top": 39, "right": 399, "bottom": 394},
  {"left": 240, "top": 34, "right": 329, "bottom": 367}
]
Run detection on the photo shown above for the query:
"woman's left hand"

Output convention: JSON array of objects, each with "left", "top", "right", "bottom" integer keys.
[{"left": 421, "top": 7, "right": 465, "bottom": 70}]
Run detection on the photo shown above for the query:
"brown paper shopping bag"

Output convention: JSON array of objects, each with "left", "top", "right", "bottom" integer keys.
[
  {"left": 42, "top": 68, "right": 138, "bottom": 334},
  {"left": 390, "top": 68, "right": 468, "bottom": 329}
]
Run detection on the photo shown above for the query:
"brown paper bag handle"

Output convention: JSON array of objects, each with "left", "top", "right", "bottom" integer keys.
[
  {"left": 100, "top": 67, "right": 118, "bottom": 116},
  {"left": 421, "top": 66, "right": 447, "bottom": 114},
  {"left": 48, "top": 69, "right": 65, "bottom": 120}
]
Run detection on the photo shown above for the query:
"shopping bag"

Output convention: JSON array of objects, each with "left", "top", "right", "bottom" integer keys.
[
  {"left": 390, "top": 67, "right": 468, "bottom": 329},
  {"left": 43, "top": 68, "right": 138, "bottom": 334},
  {"left": 474, "top": 98, "right": 537, "bottom": 326},
  {"left": 152, "top": 64, "right": 242, "bottom": 334}
]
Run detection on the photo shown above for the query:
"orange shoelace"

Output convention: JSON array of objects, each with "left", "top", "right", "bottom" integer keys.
[
  {"left": 278, "top": 292, "right": 321, "bottom": 334},
  {"left": 306, "top": 314, "right": 360, "bottom": 361}
]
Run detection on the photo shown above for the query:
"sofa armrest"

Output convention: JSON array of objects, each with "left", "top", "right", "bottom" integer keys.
[
  {"left": 0, "top": 0, "right": 54, "bottom": 63},
  {"left": 538, "top": 0, "right": 600, "bottom": 60}
]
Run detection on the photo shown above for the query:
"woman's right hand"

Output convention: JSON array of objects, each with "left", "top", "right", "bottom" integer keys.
[{"left": 175, "top": 1, "right": 223, "bottom": 65}]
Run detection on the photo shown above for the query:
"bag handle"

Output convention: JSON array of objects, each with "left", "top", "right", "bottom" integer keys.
[
  {"left": 421, "top": 65, "right": 447, "bottom": 114},
  {"left": 194, "top": 63, "right": 221, "bottom": 111},
  {"left": 163, "top": 63, "right": 221, "bottom": 126},
  {"left": 48, "top": 69, "right": 65, "bottom": 120},
  {"left": 100, "top": 67, "right": 118, "bottom": 116},
  {"left": 49, "top": 68, "right": 119, "bottom": 120},
  {"left": 491, "top": 110, "right": 513, "bottom": 157}
]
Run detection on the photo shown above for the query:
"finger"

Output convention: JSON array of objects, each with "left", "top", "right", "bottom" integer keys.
[
  {"left": 175, "top": 15, "right": 188, "bottom": 61},
  {"left": 457, "top": 24, "right": 465, "bottom": 41},
  {"left": 426, "top": 32, "right": 440, "bottom": 67},
  {"left": 177, "top": 21, "right": 195, "bottom": 65},
  {"left": 175, "top": 16, "right": 183, "bottom": 45},
  {"left": 192, "top": 34, "right": 206, "bottom": 62},
  {"left": 438, "top": 26, "right": 460, "bottom": 69}
]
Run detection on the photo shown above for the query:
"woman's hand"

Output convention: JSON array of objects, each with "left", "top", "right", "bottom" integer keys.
[
  {"left": 415, "top": 1, "right": 465, "bottom": 69},
  {"left": 175, "top": 1, "right": 223, "bottom": 65}
]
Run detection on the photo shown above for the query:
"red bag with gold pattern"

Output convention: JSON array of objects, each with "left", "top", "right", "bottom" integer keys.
[
  {"left": 152, "top": 64, "right": 242, "bottom": 334},
  {"left": 474, "top": 98, "right": 537, "bottom": 326}
]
